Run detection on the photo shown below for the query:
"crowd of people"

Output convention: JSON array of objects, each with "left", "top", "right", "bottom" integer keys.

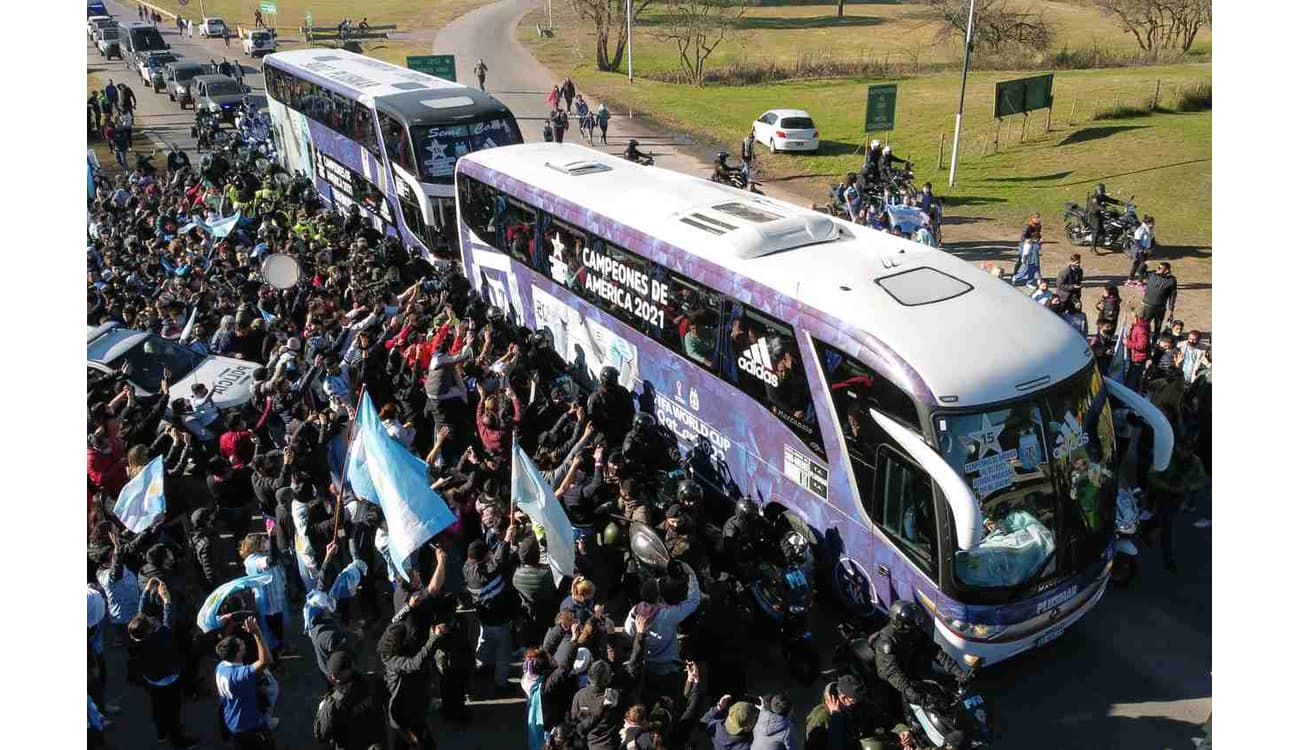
[
  {"left": 88, "top": 122, "right": 967, "bottom": 750},
  {"left": 542, "top": 78, "right": 610, "bottom": 147}
]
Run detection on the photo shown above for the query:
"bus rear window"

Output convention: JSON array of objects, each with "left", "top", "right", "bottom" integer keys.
[{"left": 411, "top": 118, "right": 522, "bottom": 183}]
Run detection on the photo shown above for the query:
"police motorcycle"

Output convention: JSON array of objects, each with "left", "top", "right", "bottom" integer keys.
[{"left": 834, "top": 620, "right": 992, "bottom": 749}]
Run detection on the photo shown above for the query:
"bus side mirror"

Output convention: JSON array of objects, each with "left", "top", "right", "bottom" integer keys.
[{"left": 1103, "top": 376, "right": 1173, "bottom": 471}]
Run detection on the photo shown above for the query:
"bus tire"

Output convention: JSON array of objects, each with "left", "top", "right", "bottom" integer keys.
[{"left": 779, "top": 509, "right": 825, "bottom": 589}]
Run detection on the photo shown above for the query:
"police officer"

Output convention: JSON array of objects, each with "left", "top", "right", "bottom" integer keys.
[
  {"left": 586, "top": 366, "right": 635, "bottom": 447},
  {"left": 312, "top": 651, "right": 387, "bottom": 750},
  {"left": 1086, "top": 183, "right": 1123, "bottom": 254},
  {"left": 623, "top": 139, "right": 652, "bottom": 165},
  {"left": 621, "top": 412, "right": 676, "bottom": 480},
  {"left": 721, "top": 498, "right": 774, "bottom": 581},
  {"left": 874, "top": 601, "right": 968, "bottom": 710}
]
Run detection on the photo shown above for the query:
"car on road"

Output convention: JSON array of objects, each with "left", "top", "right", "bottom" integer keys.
[
  {"left": 87, "top": 323, "right": 258, "bottom": 418},
  {"left": 165, "top": 61, "right": 208, "bottom": 108},
  {"left": 751, "top": 109, "right": 820, "bottom": 154},
  {"left": 118, "top": 20, "right": 168, "bottom": 69},
  {"left": 189, "top": 74, "right": 246, "bottom": 121},
  {"left": 88, "top": 15, "right": 115, "bottom": 38},
  {"left": 199, "top": 17, "right": 229, "bottom": 38},
  {"left": 94, "top": 26, "right": 122, "bottom": 59},
  {"left": 137, "top": 51, "right": 179, "bottom": 93},
  {"left": 241, "top": 28, "right": 277, "bottom": 57}
]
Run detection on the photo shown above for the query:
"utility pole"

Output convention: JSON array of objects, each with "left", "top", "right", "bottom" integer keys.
[
  {"left": 947, "top": 0, "right": 975, "bottom": 188},
  {"left": 627, "top": 0, "right": 634, "bottom": 82},
  {"left": 547, "top": 0, "right": 552, "bottom": 30}
]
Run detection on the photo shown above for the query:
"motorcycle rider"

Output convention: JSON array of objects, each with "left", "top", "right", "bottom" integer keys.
[
  {"left": 1086, "top": 183, "right": 1123, "bottom": 254},
  {"left": 165, "top": 145, "right": 191, "bottom": 174},
  {"left": 623, "top": 139, "right": 652, "bottom": 165},
  {"left": 620, "top": 412, "right": 677, "bottom": 480},
  {"left": 860, "top": 140, "right": 883, "bottom": 186},
  {"left": 874, "top": 601, "right": 969, "bottom": 711},
  {"left": 721, "top": 497, "right": 775, "bottom": 581},
  {"left": 586, "top": 366, "right": 635, "bottom": 447},
  {"left": 712, "top": 150, "right": 742, "bottom": 184}
]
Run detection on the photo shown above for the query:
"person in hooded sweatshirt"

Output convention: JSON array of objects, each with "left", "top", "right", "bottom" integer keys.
[
  {"left": 703, "top": 694, "right": 759, "bottom": 750},
  {"left": 751, "top": 692, "right": 801, "bottom": 750},
  {"left": 622, "top": 560, "right": 700, "bottom": 704}
]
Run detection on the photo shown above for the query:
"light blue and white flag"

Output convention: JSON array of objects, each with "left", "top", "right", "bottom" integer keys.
[
  {"left": 1108, "top": 322, "right": 1129, "bottom": 381},
  {"left": 112, "top": 455, "right": 166, "bottom": 533},
  {"left": 209, "top": 211, "right": 243, "bottom": 239},
  {"left": 345, "top": 392, "right": 456, "bottom": 580},
  {"left": 512, "top": 442, "right": 576, "bottom": 586},
  {"left": 196, "top": 574, "right": 273, "bottom": 633}
]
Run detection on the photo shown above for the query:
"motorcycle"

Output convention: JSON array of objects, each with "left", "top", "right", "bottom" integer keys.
[
  {"left": 903, "top": 676, "right": 993, "bottom": 749},
  {"left": 1111, "top": 486, "right": 1141, "bottom": 587},
  {"left": 625, "top": 153, "right": 655, "bottom": 167},
  {"left": 1063, "top": 197, "right": 1139, "bottom": 253}
]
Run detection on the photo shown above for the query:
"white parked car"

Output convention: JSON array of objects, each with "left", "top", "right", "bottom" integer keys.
[
  {"left": 242, "top": 28, "right": 277, "bottom": 57},
  {"left": 87, "top": 323, "right": 258, "bottom": 418},
  {"left": 751, "top": 109, "right": 820, "bottom": 154},
  {"left": 199, "top": 17, "right": 229, "bottom": 38},
  {"left": 88, "top": 15, "right": 115, "bottom": 38},
  {"left": 136, "top": 50, "right": 179, "bottom": 91}
]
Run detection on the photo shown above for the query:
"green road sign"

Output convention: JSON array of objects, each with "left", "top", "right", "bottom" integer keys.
[
  {"left": 258, "top": 1, "right": 278, "bottom": 13},
  {"left": 995, "top": 74, "right": 1054, "bottom": 119},
  {"left": 865, "top": 84, "right": 897, "bottom": 132},
  {"left": 407, "top": 55, "right": 457, "bottom": 82}
]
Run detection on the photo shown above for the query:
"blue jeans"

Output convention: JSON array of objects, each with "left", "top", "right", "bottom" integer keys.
[
  {"left": 1011, "top": 241, "right": 1041, "bottom": 287},
  {"left": 475, "top": 622, "right": 512, "bottom": 688}
]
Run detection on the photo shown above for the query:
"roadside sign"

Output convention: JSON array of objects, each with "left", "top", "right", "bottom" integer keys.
[
  {"left": 407, "top": 54, "right": 457, "bottom": 82},
  {"left": 995, "top": 74, "right": 1054, "bottom": 119},
  {"left": 865, "top": 84, "right": 897, "bottom": 133},
  {"left": 259, "top": 1, "right": 278, "bottom": 14}
]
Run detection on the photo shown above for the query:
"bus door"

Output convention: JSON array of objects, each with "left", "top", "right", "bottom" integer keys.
[{"left": 376, "top": 106, "right": 440, "bottom": 253}]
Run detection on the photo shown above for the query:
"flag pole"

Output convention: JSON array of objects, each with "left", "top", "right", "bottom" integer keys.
[{"left": 331, "top": 385, "right": 368, "bottom": 541}]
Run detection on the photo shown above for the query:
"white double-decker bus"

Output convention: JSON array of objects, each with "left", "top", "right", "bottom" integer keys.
[{"left": 453, "top": 143, "right": 1173, "bottom": 663}]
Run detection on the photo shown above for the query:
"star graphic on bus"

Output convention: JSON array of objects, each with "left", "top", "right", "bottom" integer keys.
[
  {"left": 424, "top": 140, "right": 449, "bottom": 161},
  {"left": 964, "top": 414, "right": 1005, "bottom": 459}
]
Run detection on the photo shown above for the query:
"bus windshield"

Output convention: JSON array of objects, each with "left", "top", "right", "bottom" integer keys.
[
  {"left": 933, "top": 365, "right": 1115, "bottom": 590},
  {"left": 410, "top": 117, "right": 521, "bottom": 183},
  {"left": 108, "top": 335, "right": 206, "bottom": 393}
]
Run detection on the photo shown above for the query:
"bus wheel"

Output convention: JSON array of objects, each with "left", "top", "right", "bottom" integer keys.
[{"left": 832, "top": 556, "right": 880, "bottom": 614}]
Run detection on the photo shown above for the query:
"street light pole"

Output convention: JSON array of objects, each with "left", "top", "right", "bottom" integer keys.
[
  {"left": 947, "top": 0, "right": 976, "bottom": 188},
  {"left": 627, "top": 0, "right": 634, "bottom": 82}
]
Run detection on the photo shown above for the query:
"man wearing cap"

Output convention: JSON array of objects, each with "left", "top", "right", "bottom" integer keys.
[
  {"left": 313, "top": 651, "right": 387, "bottom": 750},
  {"left": 804, "top": 674, "right": 889, "bottom": 750},
  {"left": 703, "top": 694, "right": 758, "bottom": 749}
]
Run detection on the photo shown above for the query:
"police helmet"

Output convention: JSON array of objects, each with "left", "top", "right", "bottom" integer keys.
[
  {"left": 599, "top": 366, "right": 620, "bottom": 388},
  {"left": 628, "top": 139, "right": 640, "bottom": 148},
  {"left": 1095, "top": 183, "right": 1106, "bottom": 196},
  {"left": 632, "top": 412, "right": 655, "bottom": 432},
  {"left": 870, "top": 139, "right": 881, "bottom": 149},
  {"left": 735, "top": 497, "right": 759, "bottom": 519},
  {"left": 888, "top": 600, "right": 926, "bottom": 632},
  {"left": 677, "top": 480, "right": 703, "bottom": 505},
  {"left": 716, "top": 150, "right": 730, "bottom": 163},
  {"left": 601, "top": 521, "right": 624, "bottom": 547}
]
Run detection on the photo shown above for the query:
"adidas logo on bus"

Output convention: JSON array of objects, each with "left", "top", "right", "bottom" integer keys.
[{"left": 738, "top": 340, "right": 780, "bottom": 387}]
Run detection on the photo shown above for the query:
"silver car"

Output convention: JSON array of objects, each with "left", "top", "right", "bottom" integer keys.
[{"left": 137, "top": 51, "right": 179, "bottom": 92}]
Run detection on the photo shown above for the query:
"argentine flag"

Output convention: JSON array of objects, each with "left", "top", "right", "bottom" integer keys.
[
  {"left": 345, "top": 392, "right": 456, "bottom": 579},
  {"left": 113, "top": 455, "right": 166, "bottom": 533},
  {"left": 512, "top": 442, "right": 576, "bottom": 586}
]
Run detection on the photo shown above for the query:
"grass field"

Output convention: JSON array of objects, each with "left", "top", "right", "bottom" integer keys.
[
  {"left": 524, "top": 5, "right": 1211, "bottom": 248},
  {"left": 532, "top": 1, "right": 1211, "bottom": 77}
]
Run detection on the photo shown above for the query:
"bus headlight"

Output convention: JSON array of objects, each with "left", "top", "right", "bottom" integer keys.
[{"left": 938, "top": 611, "right": 1007, "bottom": 641}]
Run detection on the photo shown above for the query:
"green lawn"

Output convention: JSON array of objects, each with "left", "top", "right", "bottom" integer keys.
[
  {"left": 527, "top": 8, "right": 1210, "bottom": 248},
  {"left": 533, "top": 1, "right": 1210, "bottom": 77}
]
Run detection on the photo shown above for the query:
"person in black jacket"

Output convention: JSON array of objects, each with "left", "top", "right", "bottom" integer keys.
[
  {"left": 586, "top": 366, "right": 634, "bottom": 447},
  {"left": 1055, "top": 254, "right": 1084, "bottom": 312},
  {"left": 1086, "top": 183, "right": 1123, "bottom": 254},
  {"left": 1141, "top": 262, "right": 1178, "bottom": 334},
  {"left": 464, "top": 524, "right": 521, "bottom": 693},
  {"left": 313, "top": 651, "right": 388, "bottom": 750},
  {"left": 874, "top": 601, "right": 967, "bottom": 712},
  {"left": 189, "top": 507, "right": 223, "bottom": 591},
  {"left": 127, "top": 578, "right": 200, "bottom": 749},
  {"left": 379, "top": 620, "right": 440, "bottom": 749}
]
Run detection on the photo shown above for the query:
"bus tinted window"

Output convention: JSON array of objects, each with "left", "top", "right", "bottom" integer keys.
[
  {"left": 264, "top": 64, "right": 380, "bottom": 156},
  {"left": 664, "top": 277, "right": 722, "bottom": 372},
  {"left": 457, "top": 175, "right": 496, "bottom": 243},
  {"left": 724, "top": 303, "right": 823, "bottom": 458},
  {"left": 877, "top": 449, "right": 937, "bottom": 574},
  {"left": 378, "top": 110, "right": 414, "bottom": 173},
  {"left": 411, "top": 119, "right": 521, "bottom": 184}
]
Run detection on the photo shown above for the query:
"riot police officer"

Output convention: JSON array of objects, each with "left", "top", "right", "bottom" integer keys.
[{"left": 874, "top": 601, "right": 969, "bottom": 710}]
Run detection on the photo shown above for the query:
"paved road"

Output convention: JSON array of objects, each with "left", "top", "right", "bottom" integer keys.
[
  {"left": 89, "top": 5, "right": 1211, "bottom": 748},
  {"left": 433, "top": 0, "right": 806, "bottom": 205}
]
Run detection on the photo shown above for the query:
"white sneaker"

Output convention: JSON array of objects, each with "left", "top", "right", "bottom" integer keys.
[{"left": 1193, "top": 518, "right": 1211, "bottom": 529}]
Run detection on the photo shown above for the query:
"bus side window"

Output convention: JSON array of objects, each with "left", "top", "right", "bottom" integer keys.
[
  {"left": 723, "top": 301, "right": 822, "bottom": 457},
  {"left": 457, "top": 175, "right": 495, "bottom": 244},
  {"left": 664, "top": 276, "right": 721, "bottom": 373},
  {"left": 378, "top": 111, "right": 412, "bottom": 173},
  {"left": 876, "top": 448, "right": 937, "bottom": 574},
  {"left": 501, "top": 198, "right": 536, "bottom": 266}
]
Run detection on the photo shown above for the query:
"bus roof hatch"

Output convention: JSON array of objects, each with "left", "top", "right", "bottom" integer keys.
[{"left": 724, "top": 212, "right": 839, "bottom": 259}]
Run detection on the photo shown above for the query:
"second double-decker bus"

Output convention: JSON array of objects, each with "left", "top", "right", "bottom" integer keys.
[
  {"left": 263, "top": 48, "right": 522, "bottom": 257},
  {"left": 453, "top": 142, "right": 1173, "bottom": 664}
]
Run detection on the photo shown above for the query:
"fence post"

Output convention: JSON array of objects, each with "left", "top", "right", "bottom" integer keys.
[
  {"left": 1092, "top": 97, "right": 1099, "bottom": 120},
  {"left": 1173, "top": 83, "right": 1183, "bottom": 109},
  {"left": 1152, "top": 79, "right": 1161, "bottom": 111},
  {"left": 1046, "top": 104, "right": 1052, "bottom": 133},
  {"left": 937, "top": 132, "right": 945, "bottom": 170},
  {"left": 1067, "top": 99, "right": 1077, "bottom": 126},
  {"left": 1021, "top": 112, "right": 1029, "bottom": 142},
  {"left": 1113, "top": 92, "right": 1120, "bottom": 112}
]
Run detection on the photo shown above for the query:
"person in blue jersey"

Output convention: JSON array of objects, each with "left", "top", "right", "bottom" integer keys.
[{"left": 214, "top": 616, "right": 275, "bottom": 749}]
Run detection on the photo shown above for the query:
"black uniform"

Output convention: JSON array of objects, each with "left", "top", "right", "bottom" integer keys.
[
  {"left": 1086, "top": 192, "right": 1122, "bottom": 252},
  {"left": 313, "top": 674, "right": 389, "bottom": 750},
  {"left": 873, "top": 622, "right": 965, "bottom": 706},
  {"left": 586, "top": 383, "right": 635, "bottom": 446}
]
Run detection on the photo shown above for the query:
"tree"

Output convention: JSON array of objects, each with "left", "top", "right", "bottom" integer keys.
[
  {"left": 837, "top": 0, "right": 845, "bottom": 19},
  {"left": 928, "top": 0, "right": 1053, "bottom": 53},
  {"left": 569, "top": 0, "right": 658, "bottom": 72},
  {"left": 653, "top": 0, "right": 746, "bottom": 86},
  {"left": 1095, "top": 0, "right": 1211, "bottom": 56}
]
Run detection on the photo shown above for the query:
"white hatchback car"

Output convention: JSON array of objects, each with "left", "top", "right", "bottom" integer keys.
[{"left": 751, "top": 109, "right": 820, "bottom": 154}]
